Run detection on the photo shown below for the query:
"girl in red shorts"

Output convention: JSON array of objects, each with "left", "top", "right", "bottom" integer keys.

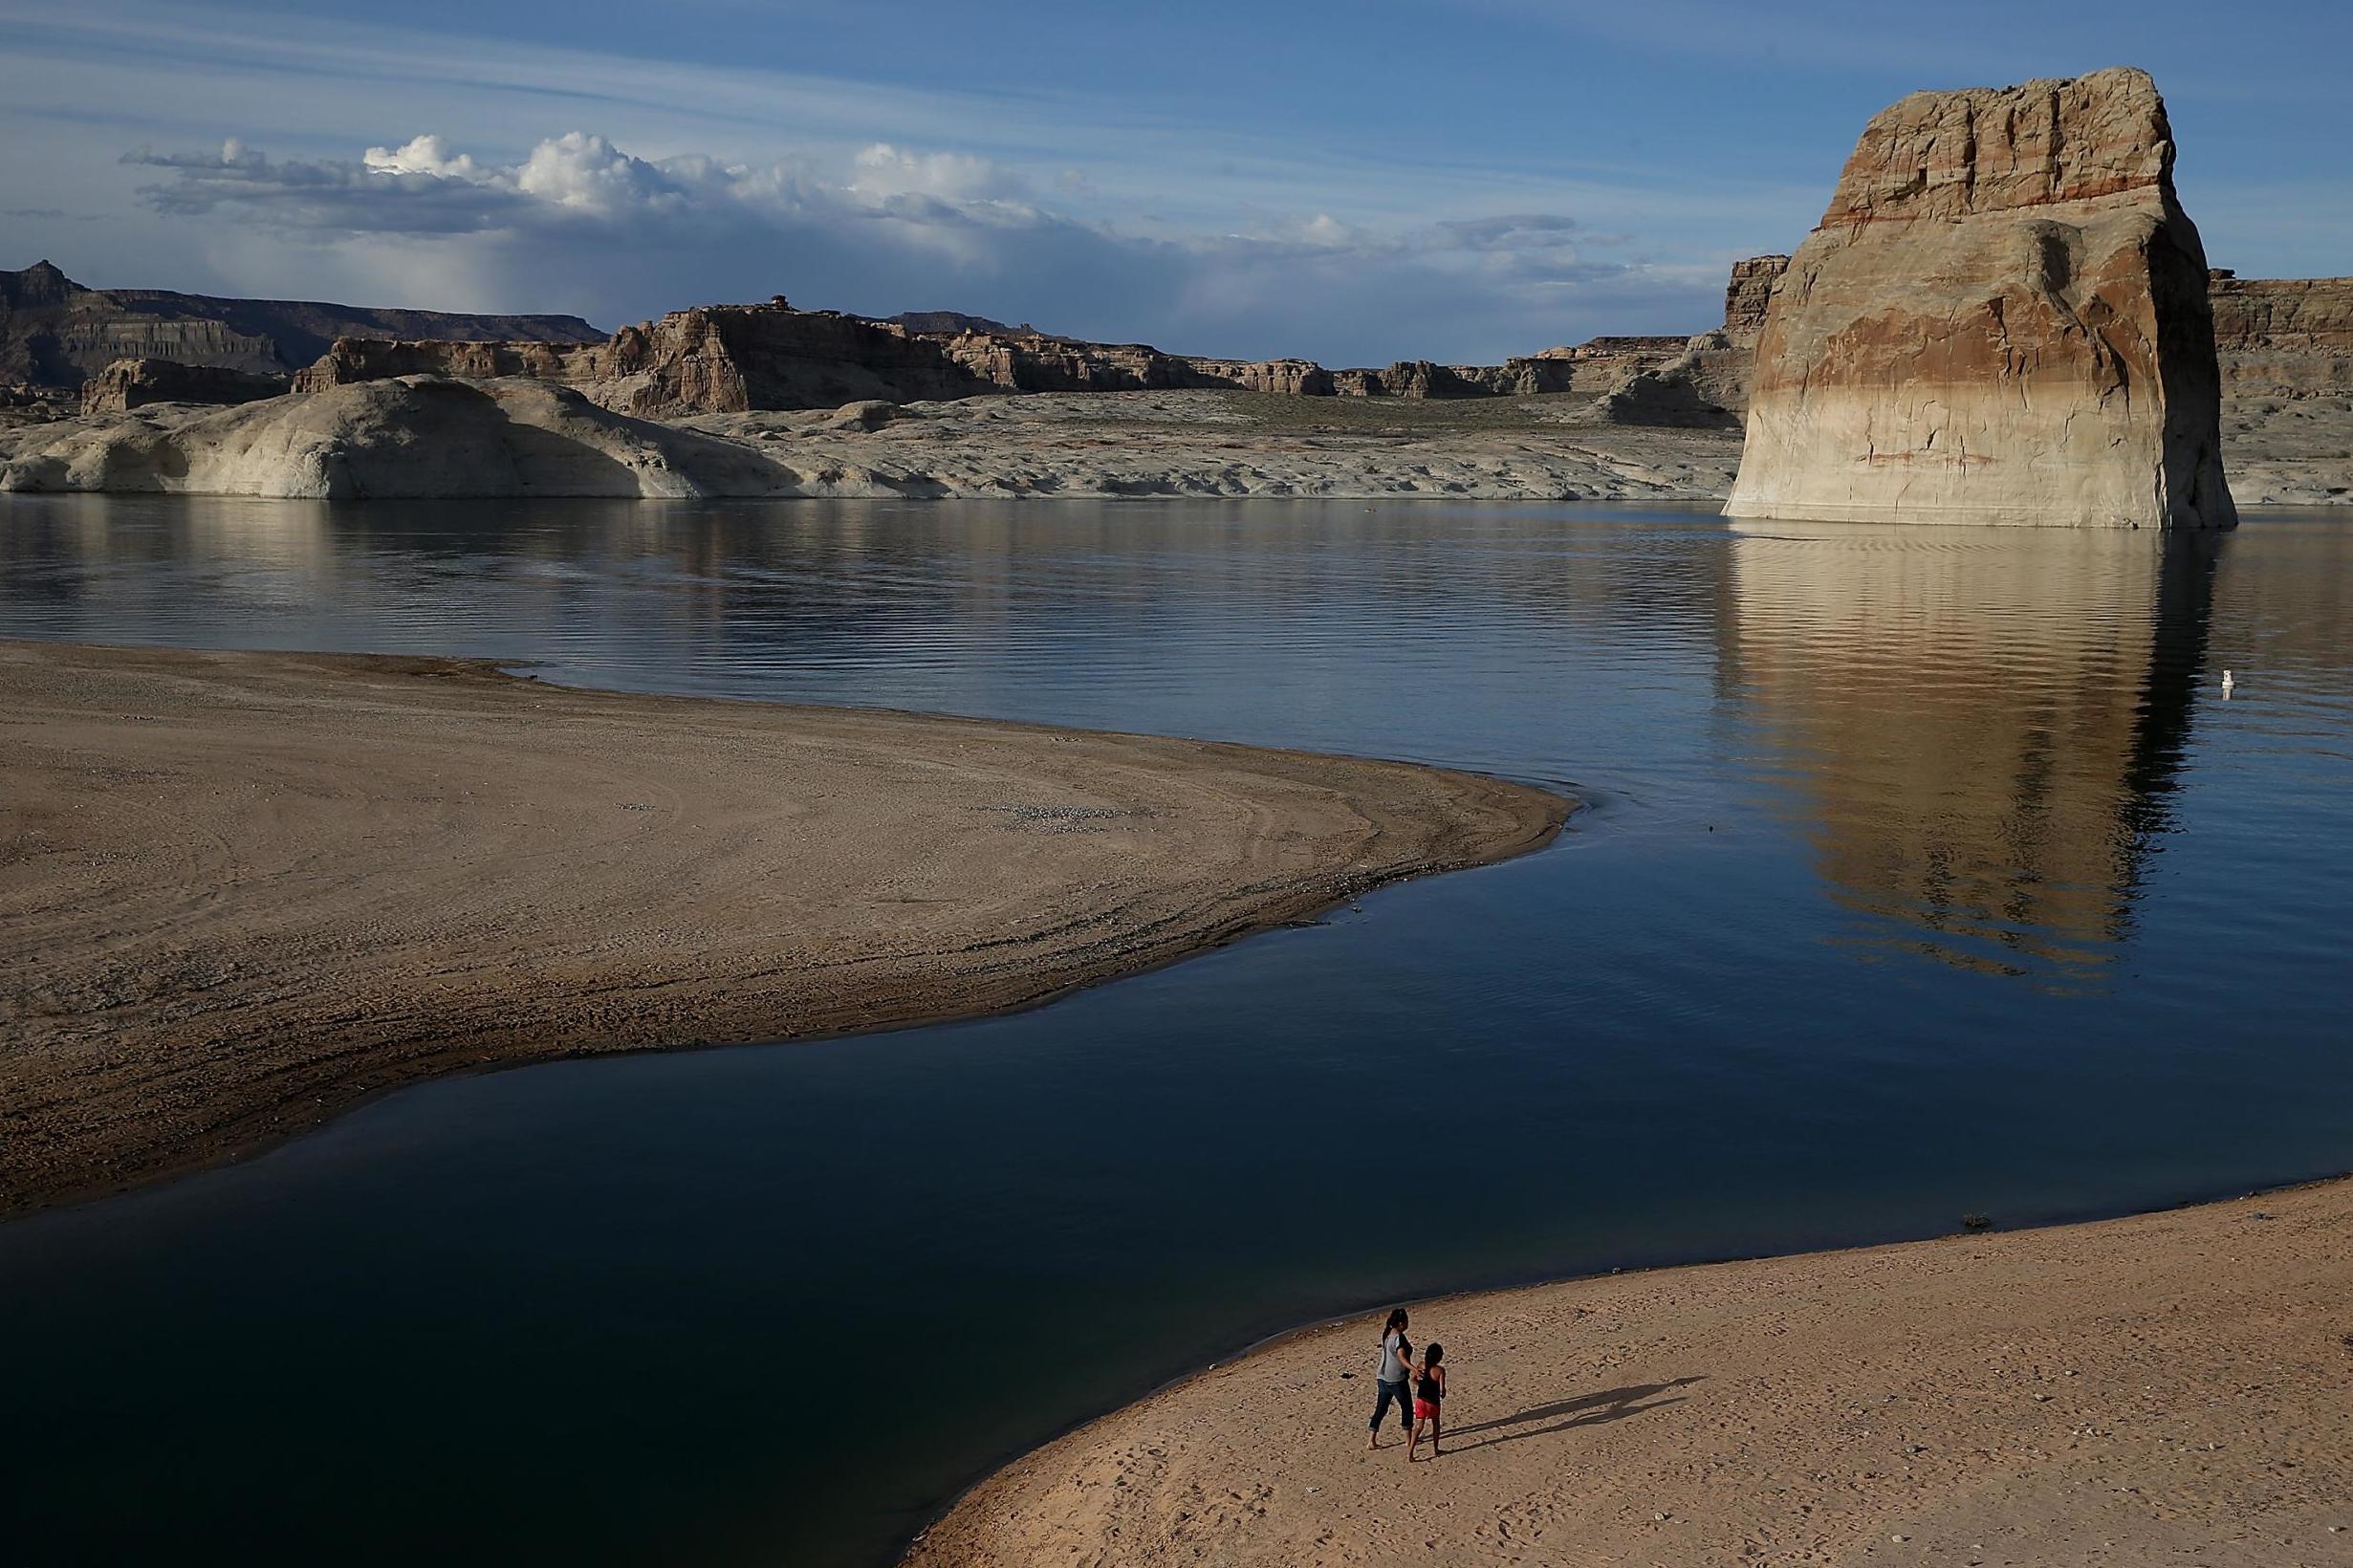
[{"left": 1406, "top": 1342, "right": 1446, "bottom": 1460}]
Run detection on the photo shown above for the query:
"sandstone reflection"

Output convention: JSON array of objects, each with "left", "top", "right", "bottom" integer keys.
[{"left": 1727, "top": 521, "right": 2221, "bottom": 976}]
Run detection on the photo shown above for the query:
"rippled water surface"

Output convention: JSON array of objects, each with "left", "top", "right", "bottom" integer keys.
[{"left": 3, "top": 496, "right": 2350, "bottom": 1567}]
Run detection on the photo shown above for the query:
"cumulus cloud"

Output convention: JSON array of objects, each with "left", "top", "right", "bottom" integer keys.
[
  {"left": 361, "top": 135, "right": 484, "bottom": 182},
  {"left": 117, "top": 130, "right": 1713, "bottom": 362},
  {"left": 848, "top": 143, "right": 1032, "bottom": 205}
]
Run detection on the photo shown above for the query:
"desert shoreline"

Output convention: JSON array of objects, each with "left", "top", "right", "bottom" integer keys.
[
  {"left": 905, "top": 1174, "right": 2353, "bottom": 1568},
  {"left": 5, "top": 382, "right": 2345, "bottom": 508},
  {"left": 0, "top": 640, "right": 1569, "bottom": 1217}
]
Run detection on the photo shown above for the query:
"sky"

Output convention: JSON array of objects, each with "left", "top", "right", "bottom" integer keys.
[{"left": 3, "top": 0, "right": 2348, "bottom": 365}]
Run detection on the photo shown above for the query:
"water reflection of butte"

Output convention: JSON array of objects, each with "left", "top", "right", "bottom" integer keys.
[
  {"left": 181, "top": 497, "right": 335, "bottom": 576},
  {"left": 1727, "top": 521, "right": 2222, "bottom": 975}
]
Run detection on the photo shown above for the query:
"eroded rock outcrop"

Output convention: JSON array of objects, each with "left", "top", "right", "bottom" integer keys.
[
  {"left": 1723, "top": 256, "right": 1789, "bottom": 345},
  {"left": 1725, "top": 68, "right": 2235, "bottom": 528},
  {"left": 2211, "top": 272, "right": 2353, "bottom": 397},
  {"left": 1594, "top": 259, "right": 1790, "bottom": 427},
  {"left": 1526, "top": 337, "right": 1690, "bottom": 394},
  {"left": 3, "top": 376, "right": 783, "bottom": 499},
  {"left": 287, "top": 294, "right": 1715, "bottom": 415},
  {"left": 1199, "top": 358, "right": 1335, "bottom": 397},
  {"left": 293, "top": 338, "right": 586, "bottom": 393},
  {"left": 1595, "top": 337, "right": 1745, "bottom": 428},
  {"left": 80, "top": 358, "right": 288, "bottom": 413}
]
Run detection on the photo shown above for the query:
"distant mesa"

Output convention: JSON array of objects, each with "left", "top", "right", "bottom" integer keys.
[
  {"left": 1725, "top": 67, "right": 2236, "bottom": 528},
  {"left": 0, "top": 260, "right": 601, "bottom": 402},
  {"left": 886, "top": 310, "right": 1034, "bottom": 338},
  {"left": 281, "top": 296, "right": 1709, "bottom": 419}
]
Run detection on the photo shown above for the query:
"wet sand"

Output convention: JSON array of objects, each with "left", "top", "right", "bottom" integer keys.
[
  {"left": 908, "top": 1177, "right": 2353, "bottom": 1568},
  {"left": 0, "top": 641, "right": 1565, "bottom": 1214}
]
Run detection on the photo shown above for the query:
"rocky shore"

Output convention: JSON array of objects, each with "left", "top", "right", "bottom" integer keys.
[
  {"left": 0, "top": 381, "right": 1751, "bottom": 502},
  {"left": 6, "top": 375, "right": 2343, "bottom": 504}
]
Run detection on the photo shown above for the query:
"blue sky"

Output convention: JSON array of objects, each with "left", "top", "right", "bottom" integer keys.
[{"left": 3, "top": 0, "right": 2346, "bottom": 363}]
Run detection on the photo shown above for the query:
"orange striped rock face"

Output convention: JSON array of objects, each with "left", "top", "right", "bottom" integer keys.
[{"left": 1726, "top": 67, "right": 2235, "bottom": 529}]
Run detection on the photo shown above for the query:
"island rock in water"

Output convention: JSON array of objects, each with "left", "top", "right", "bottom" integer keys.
[{"left": 1725, "top": 67, "right": 2235, "bottom": 528}]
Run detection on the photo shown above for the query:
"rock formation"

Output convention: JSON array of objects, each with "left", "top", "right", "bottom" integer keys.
[
  {"left": 1725, "top": 68, "right": 2236, "bottom": 528},
  {"left": 1, "top": 261, "right": 601, "bottom": 391},
  {"left": 293, "top": 338, "right": 587, "bottom": 394},
  {"left": 2210, "top": 271, "right": 2353, "bottom": 397},
  {"left": 283, "top": 293, "right": 1704, "bottom": 416},
  {"left": 1526, "top": 337, "right": 1690, "bottom": 393},
  {"left": 1593, "top": 257, "right": 1792, "bottom": 427},
  {"left": 1, "top": 382, "right": 1750, "bottom": 503},
  {"left": 1190, "top": 358, "right": 1335, "bottom": 397},
  {"left": 3, "top": 376, "right": 781, "bottom": 499},
  {"left": 933, "top": 326, "right": 1213, "bottom": 395},
  {"left": 886, "top": 310, "right": 1024, "bottom": 336},
  {"left": 293, "top": 305, "right": 1370, "bottom": 415},
  {"left": 1723, "top": 255, "right": 1790, "bottom": 345},
  {"left": 1594, "top": 342, "right": 1745, "bottom": 428},
  {"left": 80, "top": 358, "right": 287, "bottom": 414}
]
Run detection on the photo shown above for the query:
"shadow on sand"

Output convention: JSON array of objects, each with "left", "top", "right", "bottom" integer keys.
[{"left": 1439, "top": 1376, "right": 1706, "bottom": 1452}]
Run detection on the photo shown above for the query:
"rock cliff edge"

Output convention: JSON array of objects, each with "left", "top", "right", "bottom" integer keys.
[{"left": 1725, "top": 67, "right": 2235, "bottom": 528}]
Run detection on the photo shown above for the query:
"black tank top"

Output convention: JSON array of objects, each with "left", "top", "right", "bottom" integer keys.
[{"left": 1416, "top": 1366, "right": 1442, "bottom": 1402}]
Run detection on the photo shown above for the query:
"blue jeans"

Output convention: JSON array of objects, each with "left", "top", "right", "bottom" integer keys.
[{"left": 1369, "top": 1377, "right": 1411, "bottom": 1433}]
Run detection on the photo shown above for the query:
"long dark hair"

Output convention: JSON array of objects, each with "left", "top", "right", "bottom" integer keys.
[
  {"left": 1383, "top": 1307, "right": 1408, "bottom": 1339},
  {"left": 1422, "top": 1342, "right": 1444, "bottom": 1369}
]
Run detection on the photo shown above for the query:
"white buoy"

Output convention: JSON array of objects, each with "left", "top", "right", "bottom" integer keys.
[{"left": 2222, "top": 668, "right": 2236, "bottom": 698}]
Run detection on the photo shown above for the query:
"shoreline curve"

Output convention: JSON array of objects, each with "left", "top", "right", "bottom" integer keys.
[
  {"left": 904, "top": 1173, "right": 2353, "bottom": 1566},
  {"left": 0, "top": 639, "right": 1569, "bottom": 1217}
]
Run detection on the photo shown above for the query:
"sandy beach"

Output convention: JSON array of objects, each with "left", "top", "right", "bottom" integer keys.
[
  {"left": 908, "top": 1177, "right": 2353, "bottom": 1568},
  {"left": 0, "top": 641, "right": 1564, "bottom": 1214}
]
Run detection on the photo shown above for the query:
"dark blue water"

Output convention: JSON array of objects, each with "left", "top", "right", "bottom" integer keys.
[{"left": 2, "top": 497, "right": 2349, "bottom": 1567}]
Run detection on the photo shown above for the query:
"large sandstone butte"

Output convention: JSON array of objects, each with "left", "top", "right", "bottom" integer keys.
[{"left": 1726, "top": 68, "right": 2235, "bottom": 528}]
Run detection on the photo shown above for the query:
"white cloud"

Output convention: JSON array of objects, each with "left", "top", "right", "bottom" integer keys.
[
  {"left": 849, "top": 143, "right": 1031, "bottom": 206},
  {"left": 362, "top": 135, "right": 484, "bottom": 182},
  {"left": 514, "top": 133, "right": 685, "bottom": 214}
]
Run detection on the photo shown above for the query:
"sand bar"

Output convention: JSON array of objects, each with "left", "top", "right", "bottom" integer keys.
[
  {"left": 0, "top": 641, "right": 1564, "bottom": 1214},
  {"left": 908, "top": 1177, "right": 2353, "bottom": 1567}
]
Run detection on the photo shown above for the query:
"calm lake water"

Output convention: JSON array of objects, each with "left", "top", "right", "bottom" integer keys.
[{"left": 3, "top": 496, "right": 2350, "bottom": 1567}]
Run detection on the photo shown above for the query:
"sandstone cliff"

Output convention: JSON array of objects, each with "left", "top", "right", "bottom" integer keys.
[
  {"left": 1722, "top": 255, "right": 1789, "bottom": 346},
  {"left": 1725, "top": 68, "right": 2236, "bottom": 528},
  {"left": 1187, "top": 358, "right": 1335, "bottom": 396},
  {"left": 1, "top": 261, "right": 602, "bottom": 391},
  {"left": 2211, "top": 271, "right": 2353, "bottom": 397}
]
